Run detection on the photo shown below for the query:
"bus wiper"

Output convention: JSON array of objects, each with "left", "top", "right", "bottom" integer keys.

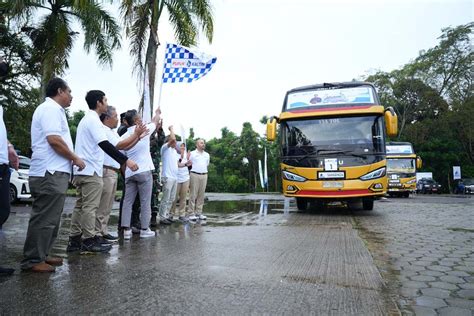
[{"left": 316, "top": 149, "right": 367, "bottom": 159}]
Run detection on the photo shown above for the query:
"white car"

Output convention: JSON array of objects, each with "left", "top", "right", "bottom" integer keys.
[{"left": 9, "top": 155, "right": 31, "bottom": 203}]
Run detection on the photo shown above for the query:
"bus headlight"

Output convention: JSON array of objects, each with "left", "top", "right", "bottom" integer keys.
[
  {"left": 282, "top": 170, "right": 307, "bottom": 182},
  {"left": 360, "top": 167, "right": 386, "bottom": 181},
  {"left": 406, "top": 179, "right": 416, "bottom": 184}
]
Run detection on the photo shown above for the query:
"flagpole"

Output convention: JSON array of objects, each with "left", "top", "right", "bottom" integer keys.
[{"left": 156, "top": 42, "right": 168, "bottom": 111}]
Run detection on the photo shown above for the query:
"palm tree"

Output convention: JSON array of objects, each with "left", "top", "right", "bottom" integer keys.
[
  {"left": 120, "top": 0, "right": 214, "bottom": 112},
  {"left": 2, "top": 0, "right": 121, "bottom": 93}
]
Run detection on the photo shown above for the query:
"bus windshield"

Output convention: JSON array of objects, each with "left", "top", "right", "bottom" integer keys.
[
  {"left": 281, "top": 115, "right": 384, "bottom": 157},
  {"left": 286, "top": 86, "right": 376, "bottom": 110},
  {"left": 387, "top": 158, "right": 416, "bottom": 173}
]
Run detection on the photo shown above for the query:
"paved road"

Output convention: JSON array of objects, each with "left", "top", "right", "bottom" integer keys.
[{"left": 0, "top": 193, "right": 472, "bottom": 315}]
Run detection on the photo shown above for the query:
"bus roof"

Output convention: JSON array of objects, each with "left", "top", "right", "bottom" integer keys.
[
  {"left": 386, "top": 142, "right": 415, "bottom": 155},
  {"left": 282, "top": 81, "right": 381, "bottom": 113}
]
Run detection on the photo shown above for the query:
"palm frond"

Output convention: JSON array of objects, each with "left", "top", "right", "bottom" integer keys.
[
  {"left": 166, "top": 0, "right": 197, "bottom": 47},
  {"left": 69, "top": 1, "right": 121, "bottom": 67}
]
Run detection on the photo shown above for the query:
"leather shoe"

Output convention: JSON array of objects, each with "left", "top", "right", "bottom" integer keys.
[
  {"left": 31, "top": 262, "right": 55, "bottom": 273},
  {"left": 45, "top": 257, "right": 63, "bottom": 266}
]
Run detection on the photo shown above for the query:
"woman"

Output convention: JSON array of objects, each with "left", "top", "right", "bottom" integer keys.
[
  {"left": 121, "top": 108, "right": 161, "bottom": 239},
  {"left": 170, "top": 142, "right": 192, "bottom": 221}
]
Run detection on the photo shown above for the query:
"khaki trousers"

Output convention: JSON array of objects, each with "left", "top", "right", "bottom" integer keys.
[
  {"left": 170, "top": 180, "right": 189, "bottom": 217},
  {"left": 21, "top": 172, "right": 69, "bottom": 269},
  {"left": 96, "top": 168, "right": 118, "bottom": 235},
  {"left": 188, "top": 173, "right": 207, "bottom": 215},
  {"left": 70, "top": 174, "right": 103, "bottom": 239}
]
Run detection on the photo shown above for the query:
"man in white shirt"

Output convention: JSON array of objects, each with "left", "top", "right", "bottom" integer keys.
[
  {"left": 0, "top": 56, "right": 19, "bottom": 276},
  {"left": 21, "top": 78, "right": 86, "bottom": 273},
  {"left": 96, "top": 106, "right": 145, "bottom": 242},
  {"left": 67, "top": 90, "right": 138, "bottom": 254},
  {"left": 188, "top": 139, "right": 210, "bottom": 221},
  {"left": 158, "top": 126, "right": 180, "bottom": 224},
  {"left": 0, "top": 67, "right": 20, "bottom": 274}
]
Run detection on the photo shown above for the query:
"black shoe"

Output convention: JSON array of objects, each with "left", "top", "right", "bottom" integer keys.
[
  {"left": 66, "top": 234, "right": 82, "bottom": 253},
  {"left": 150, "top": 214, "right": 158, "bottom": 228},
  {"left": 0, "top": 266, "right": 15, "bottom": 276},
  {"left": 80, "top": 237, "right": 112, "bottom": 254},
  {"left": 160, "top": 218, "right": 172, "bottom": 225},
  {"left": 102, "top": 234, "right": 119, "bottom": 242},
  {"left": 167, "top": 217, "right": 177, "bottom": 223},
  {"left": 96, "top": 235, "right": 113, "bottom": 245}
]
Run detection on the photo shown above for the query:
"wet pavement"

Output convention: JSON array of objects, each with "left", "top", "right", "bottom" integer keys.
[{"left": 0, "top": 193, "right": 472, "bottom": 315}]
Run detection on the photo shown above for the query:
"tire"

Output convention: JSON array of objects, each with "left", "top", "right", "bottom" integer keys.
[
  {"left": 362, "top": 198, "right": 374, "bottom": 211},
  {"left": 9, "top": 184, "right": 18, "bottom": 204},
  {"left": 296, "top": 198, "right": 308, "bottom": 211},
  {"left": 403, "top": 192, "right": 410, "bottom": 198}
]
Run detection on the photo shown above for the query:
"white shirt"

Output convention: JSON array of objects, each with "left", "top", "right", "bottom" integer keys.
[
  {"left": 29, "top": 98, "right": 74, "bottom": 176},
  {"left": 0, "top": 106, "right": 8, "bottom": 164},
  {"left": 161, "top": 143, "right": 179, "bottom": 179},
  {"left": 74, "top": 111, "right": 108, "bottom": 176},
  {"left": 103, "top": 126, "right": 121, "bottom": 169},
  {"left": 177, "top": 154, "right": 190, "bottom": 183},
  {"left": 122, "top": 122, "right": 156, "bottom": 178},
  {"left": 189, "top": 150, "right": 210, "bottom": 173}
]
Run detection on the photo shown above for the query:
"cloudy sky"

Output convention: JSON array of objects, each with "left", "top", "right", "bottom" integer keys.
[{"left": 64, "top": 0, "right": 472, "bottom": 140}]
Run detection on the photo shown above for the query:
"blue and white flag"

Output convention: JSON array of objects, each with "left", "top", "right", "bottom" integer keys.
[{"left": 162, "top": 43, "right": 217, "bottom": 83}]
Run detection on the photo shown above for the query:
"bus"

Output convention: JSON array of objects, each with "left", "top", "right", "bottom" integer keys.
[
  {"left": 266, "top": 82, "right": 397, "bottom": 211},
  {"left": 386, "top": 142, "right": 422, "bottom": 197}
]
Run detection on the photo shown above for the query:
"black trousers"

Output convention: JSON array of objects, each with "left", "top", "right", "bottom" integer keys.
[{"left": 0, "top": 164, "right": 11, "bottom": 229}]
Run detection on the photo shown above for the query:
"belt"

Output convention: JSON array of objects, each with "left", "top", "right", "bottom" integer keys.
[
  {"left": 191, "top": 171, "right": 207, "bottom": 175},
  {"left": 103, "top": 165, "right": 120, "bottom": 172}
]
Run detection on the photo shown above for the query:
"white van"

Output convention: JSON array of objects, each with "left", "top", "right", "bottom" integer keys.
[{"left": 9, "top": 155, "right": 31, "bottom": 203}]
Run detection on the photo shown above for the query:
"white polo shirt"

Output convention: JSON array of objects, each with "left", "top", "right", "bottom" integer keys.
[
  {"left": 122, "top": 122, "right": 156, "bottom": 178},
  {"left": 177, "top": 155, "right": 190, "bottom": 183},
  {"left": 74, "top": 110, "right": 108, "bottom": 176},
  {"left": 29, "top": 98, "right": 74, "bottom": 176},
  {"left": 103, "top": 126, "right": 121, "bottom": 169},
  {"left": 161, "top": 143, "right": 179, "bottom": 179},
  {"left": 189, "top": 150, "right": 210, "bottom": 174},
  {"left": 0, "top": 106, "right": 8, "bottom": 164}
]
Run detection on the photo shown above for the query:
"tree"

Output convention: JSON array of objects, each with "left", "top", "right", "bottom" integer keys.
[
  {"left": 120, "top": 0, "right": 214, "bottom": 113},
  {"left": 2, "top": 0, "right": 121, "bottom": 92}
]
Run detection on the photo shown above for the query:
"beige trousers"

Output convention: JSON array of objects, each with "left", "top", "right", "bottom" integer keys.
[
  {"left": 70, "top": 174, "right": 103, "bottom": 239},
  {"left": 170, "top": 180, "right": 190, "bottom": 217},
  {"left": 96, "top": 168, "right": 118, "bottom": 235},
  {"left": 188, "top": 173, "right": 207, "bottom": 215}
]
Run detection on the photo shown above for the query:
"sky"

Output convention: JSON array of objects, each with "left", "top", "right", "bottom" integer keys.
[{"left": 64, "top": 0, "right": 473, "bottom": 140}]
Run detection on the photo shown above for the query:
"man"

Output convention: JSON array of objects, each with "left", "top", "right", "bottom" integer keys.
[
  {"left": 67, "top": 90, "right": 138, "bottom": 254},
  {"left": 188, "top": 139, "right": 210, "bottom": 221},
  {"left": 21, "top": 78, "right": 86, "bottom": 273},
  {"left": 149, "top": 125, "right": 165, "bottom": 227},
  {"left": 0, "top": 57, "right": 20, "bottom": 276},
  {"left": 97, "top": 106, "right": 145, "bottom": 242},
  {"left": 117, "top": 112, "right": 129, "bottom": 136},
  {"left": 158, "top": 126, "right": 180, "bottom": 224}
]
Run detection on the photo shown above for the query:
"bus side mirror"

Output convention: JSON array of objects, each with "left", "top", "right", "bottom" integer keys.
[
  {"left": 384, "top": 107, "right": 398, "bottom": 137},
  {"left": 266, "top": 117, "right": 277, "bottom": 141},
  {"left": 416, "top": 156, "right": 422, "bottom": 169}
]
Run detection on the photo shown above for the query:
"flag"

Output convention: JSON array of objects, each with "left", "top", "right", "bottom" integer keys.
[
  {"left": 162, "top": 43, "right": 217, "bottom": 83},
  {"left": 258, "top": 160, "right": 264, "bottom": 189},
  {"left": 264, "top": 147, "right": 268, "bottom": 190},
  {"left": 142, "top": 67, "right": 151, "bottom": 123}
]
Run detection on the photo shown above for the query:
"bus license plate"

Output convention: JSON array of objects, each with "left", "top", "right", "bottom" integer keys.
[{"left": 323, "top": 181, "right": 343, "bottom": 188}]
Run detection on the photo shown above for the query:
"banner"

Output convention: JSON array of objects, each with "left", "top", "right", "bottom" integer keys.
[
  {"left": 264, "top": 147, "right": 268, "bottom": 189},
  {"left": 258, "top": 160, "right": 264, "bottom": 189},
  {"left": 162, "top": 43, "right": 217, "bottom": 83},
  {"left": 453, "top": 166, "right": 461, "bottom": 180}
]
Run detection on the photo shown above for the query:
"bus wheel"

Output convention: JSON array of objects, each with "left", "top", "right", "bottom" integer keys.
[
  {"left": 296, "top": 198, "right": 308, "bottom": 211},
  {"left": 403, "top": 192, "right": 410, "bottom": 198},
  {"left": 362, "top": 198, "right": 374, "bottom": 211}
]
